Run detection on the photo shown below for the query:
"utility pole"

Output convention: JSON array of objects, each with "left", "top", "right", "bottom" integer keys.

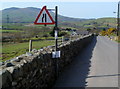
[{"left": 117, "top": 1, "right": 120, "bottom": 36}]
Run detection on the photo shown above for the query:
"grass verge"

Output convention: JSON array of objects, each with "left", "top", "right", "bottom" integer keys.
[{"left": 2, "top": 40, "right": 55, "bottom": 62}]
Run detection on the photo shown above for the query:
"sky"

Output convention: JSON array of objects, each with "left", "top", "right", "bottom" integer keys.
[
  {"left": 1, "top": 1, "right": 119, "bottom": 19},
  {"left": 1, "top": 0, "right": 119, "bottom": 2}
]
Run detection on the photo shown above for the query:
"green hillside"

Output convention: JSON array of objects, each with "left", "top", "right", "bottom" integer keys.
[
  {"left": 2, "top": 7, "right": 86, "bottom": 23},
  {"left": 1, "top": 7, "right": 117, "bottom": 29},
  {"left": 2, "top": 7, "right": 41, "bottom": 23},
  {"left": 59, "top": 17, "right": 116, "bottom": 30}
]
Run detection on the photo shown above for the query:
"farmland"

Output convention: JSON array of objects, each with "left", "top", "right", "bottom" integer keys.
[
  {"left": 1, "top": 23, "right": 66, "bottom": 61},
  {"left": 1, "top": 7, "right": 118, "bottom": 62},
  {"left": 2, "top": 40, "right": 55, "bottom": 61},
  {"left": 1, "top": 30, "right": 23, "bottom": 33},
  {"left": 1, "top": 19, "right": 117, "bottom": 61}
]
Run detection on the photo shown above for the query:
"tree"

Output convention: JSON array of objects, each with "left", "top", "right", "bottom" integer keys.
[{"left": 87, "top": 28, "right": 92, "bottom": 33}]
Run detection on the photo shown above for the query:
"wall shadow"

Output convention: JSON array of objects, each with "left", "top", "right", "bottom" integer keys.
[{"left": 53, "top": 36, "right": 97, "bottom": 88}]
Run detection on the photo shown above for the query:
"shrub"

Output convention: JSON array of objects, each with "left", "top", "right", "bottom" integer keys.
[
  {"left": 42, "top": 34, "right": 49, "bottom": 39},
  {"left": 59, "top": 31, "right": 68, "bottom": 37}
]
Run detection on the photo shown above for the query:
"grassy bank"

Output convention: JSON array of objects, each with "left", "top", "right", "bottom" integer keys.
[{"left": 2, "top": 40, "right": 55, "bottom": 62}]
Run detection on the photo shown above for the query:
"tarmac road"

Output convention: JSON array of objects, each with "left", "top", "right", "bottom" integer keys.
[{"left": 54, "top": 36, "right": 119, "bottom": 88}]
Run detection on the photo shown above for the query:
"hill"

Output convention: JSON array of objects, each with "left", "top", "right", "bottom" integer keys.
[
  {"left": 1, "top": 7, "right": 87, "bottom": 23},
  {"left": 1, "top": 7, "right": 116, "bottom": 29}
]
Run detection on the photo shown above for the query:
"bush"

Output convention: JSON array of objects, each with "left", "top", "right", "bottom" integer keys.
[
  {"left": 59, "top": 31, "right": 68, "bottom": 37},
  {"left": 99, "top": 28, "right": 116, "bottom": 36},
  {"left": 49, "top": 31, "right": 54, "bottom": 37},
  {"left": 42, "top": 34, "right": 49, "bottom": 39},
  {"left": 99, "top": 31, "right": 107, "bottom": 36}
]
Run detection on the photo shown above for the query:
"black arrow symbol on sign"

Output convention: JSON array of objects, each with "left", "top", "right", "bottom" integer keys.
[
  {"left": 42, "top": 14, "right": 47, "bottom": 23},
  {"left": 42, "top": 13, "right": 47, "bottom": 26}
]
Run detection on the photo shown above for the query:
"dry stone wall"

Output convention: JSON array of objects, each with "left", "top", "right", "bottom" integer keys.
[{"left": 0, "top": 34, "right": 94, "bottom": 89}]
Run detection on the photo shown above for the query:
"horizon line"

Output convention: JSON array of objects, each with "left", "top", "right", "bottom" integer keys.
[{"left": 0, "top": 7, "right": 116, "bottom": 19}]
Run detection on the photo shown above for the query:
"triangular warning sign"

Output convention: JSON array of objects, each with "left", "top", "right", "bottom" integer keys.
[{"left": 34, "top": 6, "right": 55, "bottom": 25}]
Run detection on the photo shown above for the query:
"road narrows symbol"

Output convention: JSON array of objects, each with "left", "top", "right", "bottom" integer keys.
[
  {"left": 34, "top": 6, "right": 55, "bottom": 25},
  {"left": 42, "top": 13, "right": 47, "bottom": 23}
]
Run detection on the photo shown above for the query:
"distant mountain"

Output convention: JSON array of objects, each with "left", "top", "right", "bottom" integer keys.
[
  {"left": 1, "top": 7, "right": 87, "bottom": 23},
  {"left": 2, "top": 7, "right": 41, "bottom": 23},
  {"left": 1, "top": 7, "right": 116, "bottom": 29}
]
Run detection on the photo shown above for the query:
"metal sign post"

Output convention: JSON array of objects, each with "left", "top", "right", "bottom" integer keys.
[
  {"left": 54, "top": 6, "right": 59, "bottom": 78},
  {"left": 117, "top": 1, "right": 120, "bottom": 36},
  {"left": 55, "top": 6, "right": 58, "bottom": 52}
]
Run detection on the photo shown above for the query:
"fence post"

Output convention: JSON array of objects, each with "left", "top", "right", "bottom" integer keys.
[
  {"left": 29, "top": 40, "right": 32, "bottom": 52},
  {"left": 62, "top": 36, "right": 64, "bottom": 44},
  {"left": 70, "top": 35, "right": 72, "bottom": 42}
]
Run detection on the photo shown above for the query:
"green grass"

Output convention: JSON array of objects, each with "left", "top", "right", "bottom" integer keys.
[
  {"left": 1, "top": 30, "right": 23, "bottom": 33},
  {"left": 116, "top": 40, "right": 120, "bottom": 43},
  {"left": 22, "top": 37, "right": 61, "bottom": 42},
  {"left": 2, "top": 40, "right": 55, "bottom": 61}
]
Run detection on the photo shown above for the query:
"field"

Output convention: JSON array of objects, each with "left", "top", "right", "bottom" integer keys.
[
  {"left": 1, "top": 30, "right": 23, "bottom": 33},
  {"left": 2, "top": 40, "right": 55, "bottom": 62},
  {"left": 1, "top": 23, "right": 66, "bottom": 62},
  {"left": 1, "top": 17, "right": 117, "bottom": 62}
]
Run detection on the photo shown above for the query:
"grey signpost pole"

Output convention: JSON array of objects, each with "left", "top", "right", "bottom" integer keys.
[
  {"left": 48, "top": 6, "right": 59, "bottom": 79},
  {"left": 55, "top": 6, "right": 58, "bottom": 52},
  {"left": 117, "top": 1, "right": 120, "bottom": 36},
  {"left": 55, "top": 6, "right": 58, "bottom": 79}
]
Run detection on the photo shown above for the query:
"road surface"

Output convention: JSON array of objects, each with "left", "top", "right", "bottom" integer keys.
[{"left": 54, "top": 36, "right": 119, "bottom": 88}]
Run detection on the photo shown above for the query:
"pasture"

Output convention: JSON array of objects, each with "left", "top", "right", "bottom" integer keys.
[{"left": 2, "top": 40, "right": 55, "bottom": 61}]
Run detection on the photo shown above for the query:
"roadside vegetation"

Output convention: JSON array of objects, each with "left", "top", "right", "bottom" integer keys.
[
  {"left": 99, "top": 28, "right": 117, "bottom": 36},
  {"left": 2, "top": 40, "right": 55, "bottom": 62},
  {"left": 1, "top": 16, "right": 118, "bottom": 61},
  {"left": 1, "top": 23, "right": 71, "bottom": 61},
  {"left": 99, "top": 28, "right": 120, "bottom": 42}
]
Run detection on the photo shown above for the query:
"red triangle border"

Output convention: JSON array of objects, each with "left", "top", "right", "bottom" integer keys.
[{"left": 34, "top": 6, "right": 55, "bottom": 25}]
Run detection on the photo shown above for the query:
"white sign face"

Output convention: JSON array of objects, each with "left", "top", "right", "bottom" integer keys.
[
  {"left": 34, "top": 6, "right": 55, "bottom": 25},
  {"left": 37, "top": 10, "right": 53, "bottom": 23},
  {"left": 52, "top": 51, "right": 61, "bottom": 58}
]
